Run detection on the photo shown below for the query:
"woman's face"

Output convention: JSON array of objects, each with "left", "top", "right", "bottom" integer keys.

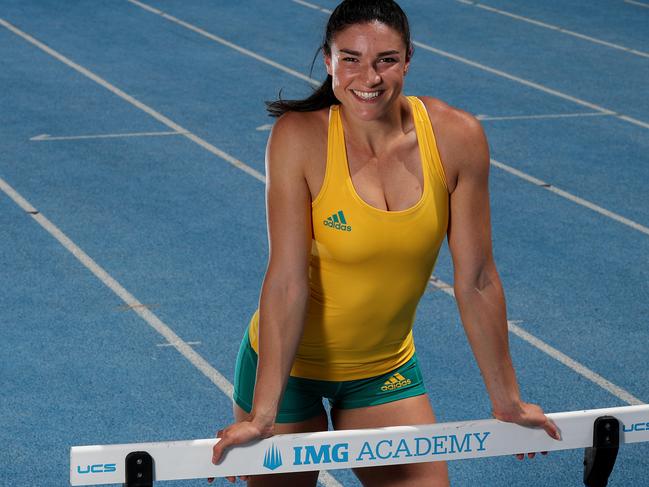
[{"left": 325, "top": 21, "right": 410, "bottom": 121}]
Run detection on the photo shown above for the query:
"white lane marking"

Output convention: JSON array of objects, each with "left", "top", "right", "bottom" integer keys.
[
  {"left": 427, "top": 276, "right": 644, "bottom": 405},
  {"left": 1, "top": 19, "right": 340, "bottom": 487},
  {"left": 118, "top": 302, "right": 159, "bottom": 311},
  {"left": 456, "top": 0, "right": 649, "bottom": 59},
  {"left": 286, "top": 0, "right": 649, "bottom": 131},
  {"left": 625, "top": 0, "right": 649, "bottom": 8},
  {"left": 476, "top": 111, "right": 612, "bottom": 121},
  {"left": 30, "top": 130, "right": 187, "bottom": 141},
  {"left": 292, "top": 0, "right": 332, "bottom": 13},
  {"left": 0, "top": 17, "right": 265, "bottom": 184},
  {"left": 412, "top": 39, "right": 646, "bottom": 123},
  {"left": 158, "top": 341, "right": 201, "bottom": 347},
  {"left": 126, "top": 0, "right": 319, "bottom": 87},
  {"left": 0, "top": 176, "right": 234, "bottom": 398},
  {"left": 508, "top": 323, "right": 644, "bottom": 406},
  {"left": 490, "top": 158, "right": 649, "bottom": 236}
]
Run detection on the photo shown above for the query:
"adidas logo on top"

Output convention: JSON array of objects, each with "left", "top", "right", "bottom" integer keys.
[
  {"left": 381, "top": 372, "right": 412, "bottom": 391},
  {"left": 323, "top": 210, "right": 352, "bottom": 232}
]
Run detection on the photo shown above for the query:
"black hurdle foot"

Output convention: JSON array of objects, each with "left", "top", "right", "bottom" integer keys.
[
  {"left": 124, "top": 451, "right": 154, "bottom": 487},
  {"left": 583, "top": 416, "right": 619, "bottom": 487}
]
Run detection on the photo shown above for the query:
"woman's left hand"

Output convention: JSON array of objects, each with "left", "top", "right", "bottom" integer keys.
[{"left": 493, "top": 401, "right": 561, "bottom": 460}]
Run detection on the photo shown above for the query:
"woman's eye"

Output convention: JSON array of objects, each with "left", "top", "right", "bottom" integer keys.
[
  {"left": 342, "top": 57, "right": 358, "bottom": 62},
  {"left": 380, "top": 57, "right": 397, "bottom": 63}
]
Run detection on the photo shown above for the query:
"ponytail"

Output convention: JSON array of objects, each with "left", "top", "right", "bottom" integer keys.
[{"left": 265, "top": 75, "right": 338, "bottom": 118}]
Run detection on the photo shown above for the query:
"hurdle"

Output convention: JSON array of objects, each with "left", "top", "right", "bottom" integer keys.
[{"left": 70, "top": 404, "right": 648, "bottom": 486}]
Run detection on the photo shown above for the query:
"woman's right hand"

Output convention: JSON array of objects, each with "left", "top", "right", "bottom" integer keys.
[{"left": 208, "top": 418, "right": 275, "bottom": 484}]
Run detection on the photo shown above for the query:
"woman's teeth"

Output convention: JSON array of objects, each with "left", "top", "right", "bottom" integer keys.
[{"left": 352, "top": 90, "right": 381, "bottom": 100}]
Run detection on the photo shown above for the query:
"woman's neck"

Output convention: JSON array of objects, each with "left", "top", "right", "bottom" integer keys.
[{"left": 339, "top": 96, "right": 414, "bottom": 155}]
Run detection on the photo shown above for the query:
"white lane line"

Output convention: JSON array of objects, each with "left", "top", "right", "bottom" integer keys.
[
  {"left": 0, "top": 176, "right": 234, "bottom": 398},
  {"left": 476, "top": 111, "right": 612, "bottom": 122},
  {"left": 412, "top": 39, "right": 643, "bottom": 123},
  {"left": 158, "top": 341, "right": 202, "bottom": 347},
  {"left": 286, "top": 0, "right": 649, "bottom": 131},
  {"left": 292, "top": 0, "right": 332, "bottom": 13},
  {"left": 428, "top": 276, "right": 644, "bottom": 405},
  {"left": 456, "top": 0, "right": 649, "bottom": 59},
  {"left": 1, "top": 18, "right": 341, "bottom": 487},
  {"left": 490, "top": 158, "right": 649, "bottom": 236},
  {"left": 30, "top": 130, "right": 187, "bottom": 141},
  {"left": 118, "top": 302, "right": 159, "bottom": 311},
  {"left": 0, "top": 17, "right": 265, "bottom": 184},
  {"left": 625, "top": 0, "right": 649, "bottom": 8},
  {"left": 126, "top": 0, "right": 319, "bottom": 87},
  {"left": 507, "top": 323, "right": 644, "bottom": 406}
]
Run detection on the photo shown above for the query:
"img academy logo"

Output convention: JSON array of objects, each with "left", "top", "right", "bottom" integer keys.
[
  {"left": 323, "top": 210, "right": 352, "bottom": 232},
  {"left": 291, "top": 431, "right": 491, "bottom": 467},
  {"left": 262, "top": 444, "right": 283, "bottom": 471}
]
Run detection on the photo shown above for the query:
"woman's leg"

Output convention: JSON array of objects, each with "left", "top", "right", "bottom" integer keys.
[
  {"left": 233, "top": 404, "right": 327, "bottom": 487},
  {"left": 331, "top": 395, "right": 450, "bottom": 487}
]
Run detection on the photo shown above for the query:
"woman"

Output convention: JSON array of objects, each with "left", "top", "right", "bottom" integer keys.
[{"left": 211, "top": 1, "right": 560, "bottom": 485}]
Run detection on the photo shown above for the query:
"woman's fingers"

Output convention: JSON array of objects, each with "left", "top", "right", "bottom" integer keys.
[
  {"left": 515, "top": 452, "right": 546, "bottom": 460},
  {"left": 212, "top": 435, "right": 229, "bottom": 464},
  {"left": 508, "top": 403, "right": 561, "bottom": 460},
  {"left": 542, "top": 417, "right": 561, "bottom": 441},
  {"left": 212, "top": 426, "right": 238, "bottom": 464},
  {"left": 209, "top": 421, "right": 267, "bottom": 484}
]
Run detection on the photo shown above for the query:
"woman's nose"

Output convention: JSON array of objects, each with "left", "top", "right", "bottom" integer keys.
[{"left": 361, "top": 63, "right": 381, "bottom": 86}]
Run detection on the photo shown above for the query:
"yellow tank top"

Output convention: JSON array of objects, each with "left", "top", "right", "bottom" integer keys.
[{"left": 249, "top": 96, "right": 449, "bottom": 381}]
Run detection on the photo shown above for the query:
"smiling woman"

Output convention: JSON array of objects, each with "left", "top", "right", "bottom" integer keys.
[
  {"left": 210, "top": 1, "right": 559, "bottom": 486},
  {"left": 266, "top": 0, "right": 413, "bottom": 118}
]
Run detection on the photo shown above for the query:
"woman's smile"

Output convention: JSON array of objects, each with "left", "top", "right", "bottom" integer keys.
[{"left": 350, "top": 89, "right": 385, "bottom": 102}]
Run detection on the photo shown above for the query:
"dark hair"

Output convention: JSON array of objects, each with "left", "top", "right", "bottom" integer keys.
[{"left": 265, "top": 0, "right": 413, "bottom": 117}]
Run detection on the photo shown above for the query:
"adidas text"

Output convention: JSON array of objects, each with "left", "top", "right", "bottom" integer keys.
[
  {"left": 323, "top": 220, "right": 352, "bottom": 231},
  {"left": 381, "top": 378, "right": 412, "bottom": 391}
]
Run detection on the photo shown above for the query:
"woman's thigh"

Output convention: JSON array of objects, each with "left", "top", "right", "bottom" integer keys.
[
  {"left": 331, "top": 395, "right": 450, "bottom": 487},
  {"left": 233, "top": 404, "right": 327, "bottom": 487}
]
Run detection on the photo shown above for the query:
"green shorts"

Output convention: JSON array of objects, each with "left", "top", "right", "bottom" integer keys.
[{"left": 233, "top": 331, "right": 427, "bottom": 423}]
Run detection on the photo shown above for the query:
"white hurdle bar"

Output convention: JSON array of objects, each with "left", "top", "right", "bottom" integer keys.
[{"left": 70, "top": 404, "right": 649, "bottom": 486}]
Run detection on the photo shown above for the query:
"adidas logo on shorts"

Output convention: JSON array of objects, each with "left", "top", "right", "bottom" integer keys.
[{"left": 381, "top": 372, "right": 412, "bottom": 391}]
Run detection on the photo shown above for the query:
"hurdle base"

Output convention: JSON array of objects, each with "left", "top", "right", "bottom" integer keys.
[
  {"left": 583, "top": 416, "right": 619, "bottom": 487},
  {"left": 124, "top": 451, "right": 154, "bottom": 487}
]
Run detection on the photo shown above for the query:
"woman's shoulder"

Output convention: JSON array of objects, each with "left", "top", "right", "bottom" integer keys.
[
  {"left": 265, "top": 107, "right": 330, "bottom": 173},
  {"left": 415, "top": 96, "right": 489, "bottom": 191},
  {"left": 416, "top": 96, "right": 483, "bottom": 137},
  {"left": 269, "top": 108, "right": 330, "bottom": 149}
]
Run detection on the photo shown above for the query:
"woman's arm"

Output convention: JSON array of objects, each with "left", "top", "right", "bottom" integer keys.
[
  {"left": 212, "top": 112, "right": 315, "bottom": 463},
  {"left": 442, "top": 109, "right": 560, "bottom": 441}
]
